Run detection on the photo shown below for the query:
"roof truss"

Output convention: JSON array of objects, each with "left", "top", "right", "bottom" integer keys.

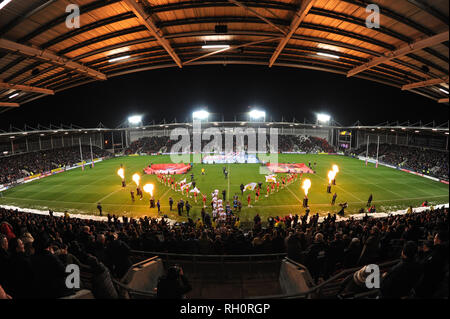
[
  {"left": 402, "top": 77, "right": 449, "bottom": 90},
  {"left": 0, "top": 38, "right": 107, "bottom": 81},
  {"left": 0, "top": 81, "right": 54, "bottom": 95},
  {"left": 123, "top": 0, "right": 183, "bottom": 68},
  {"left": 269, "top": 0, "right": 315, "bottom": 67},
  {"left": 0, "top": 102, "right": 19, "bottom": 107},
  {"left": 348, "top": 30, "right": 449, "bottom": 77}
]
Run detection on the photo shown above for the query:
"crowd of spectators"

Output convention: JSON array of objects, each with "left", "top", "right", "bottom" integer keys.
[
  {"left": 0, "top": 204, "right": 447, "bottom": 299},
  {"left": 126, "top": 135, "right": 336, "bottom": 155},
  {"left": 0, "top": 146, "right": 111, "bottom": 185},
  {"left": 355, "top": 144, "right": 449, "bottom": 180},
  {"left": 125, "top": 136, "right": 175, "bottom": 155}
]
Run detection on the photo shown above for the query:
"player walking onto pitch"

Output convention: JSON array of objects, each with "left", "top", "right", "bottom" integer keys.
[
  {"left": 202, "top": 193, "right": 207, "bottom": 208},
  {"left": 247, "top": 194, "right": 252, "bottom": 207},
  {"left": 97, "top": 203, "right": 103, "bottom": 216},
  {"left": 331, "top": 193, "right": 337, "bottom": 205},
  {"left": 130, "top": 190, "right": 135, "bottom": 202},
  {"left": 367, "top": 194, "right": 373, "bottom": 207}
]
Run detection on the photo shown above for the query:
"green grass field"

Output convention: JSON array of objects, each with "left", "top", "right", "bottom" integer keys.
[{"left": 0, "top": 154, "right": 448, "bottom": 224}]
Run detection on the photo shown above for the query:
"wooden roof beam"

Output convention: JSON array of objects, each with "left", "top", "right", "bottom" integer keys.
[
  {"left": 0, "top": 81, "right": 54, "bottom": 95},
  {"left": 269, "top": 0, "right": 315, "bottom": 67},
  {"left": 348, "top": 30, "right": 449, "bottom": 77},
  {"left": 228, "top": 0, "right": 288, "bottom": 35},
  {"left": 0, "top": 102, "right": 19, "bottom": 107},
  {"left": 402, "top": 77, "right": 449, "bottom": 90},
  {"left": 123, "top": 0, "right": 182, "bottom": 68},
  {"left": 0, "top": 38, "right": 107, "bottom": 81},
  {"left": 183, "top": 37, "right": 282, "bottom": 65}
]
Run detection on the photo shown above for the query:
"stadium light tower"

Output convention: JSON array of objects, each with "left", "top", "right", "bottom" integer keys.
[
  {"left": 249, "top": 109, "right": 266, "bottom": 122},
  {"left": 192, "top": 110, "right": 209, "bottom": 121},
  {"left": 316, "top": 113, "right": 331, "bottom": 125},
  {"left": 128, "top": 115, "right": 143, "bottom": 127}
]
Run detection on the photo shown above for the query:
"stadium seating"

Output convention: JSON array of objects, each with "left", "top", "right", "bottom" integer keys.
[
  {"left": 125, "top": 135, "right": 336, "bottom": 155},
  {"left": 0, "top": 146, "right": 111, "bottom": 185},
  {"left": 0, "top": 205, "right": 447, "bottom": 299},
  {"left": 353, "top": 144, "right": 449, "bottom": 180}
]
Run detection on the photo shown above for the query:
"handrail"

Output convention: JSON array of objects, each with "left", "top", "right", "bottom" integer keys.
[
  {"left": 131, "top": 250, "right": 287, "bottom": 260},
  {"left": 112, "top": 279, "right": 157, "bottom": 298},
  {"left": 250, "top": 258, "right": 399, "bottom": 299}
]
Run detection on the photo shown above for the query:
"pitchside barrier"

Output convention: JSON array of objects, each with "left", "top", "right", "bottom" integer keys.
[
  {"left": 0, "top": 157, "right": 105, "bottom": 192},
  {"left": 357, "top": 156, "right": 448, "bottom": 184}
]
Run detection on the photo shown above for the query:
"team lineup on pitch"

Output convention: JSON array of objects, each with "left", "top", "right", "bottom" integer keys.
[{"left": 0, "top": 154, "right": 448, "bottom": 224}]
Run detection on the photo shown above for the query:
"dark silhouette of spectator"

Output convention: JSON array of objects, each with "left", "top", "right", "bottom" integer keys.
[
  {"left": 156, "top": 266, "right": 192, "bottom": 299},
  {"left": 380, "top": 241, "right": 422, "bottom": 298}
]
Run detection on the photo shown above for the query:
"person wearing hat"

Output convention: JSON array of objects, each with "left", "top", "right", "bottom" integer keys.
[
  {"left": 338, "top": 265, "right": 373, "bottom": 297},
  {"left": 380, "top": 241, "right": 422, "bottom": 298}
]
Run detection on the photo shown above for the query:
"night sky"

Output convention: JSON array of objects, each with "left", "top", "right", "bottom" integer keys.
[{"left": 1, "top": 65, "right": 448, "bottom": 130}]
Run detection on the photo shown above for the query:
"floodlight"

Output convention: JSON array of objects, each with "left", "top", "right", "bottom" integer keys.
[
  {"left": 202, "top": 45, "right": 230, "bottom": 49},
  {"left": 9, "top": 93, "right": 19, "bottom": 99},
  {"left": 317, "top": 52, "right": 340, "bottom": 59},
  {"left": 316, "top": 113, "right": 331, "bottom": 123},
  {"left": 128, "top": 115, "right": 142, "bottom": 125},
  {"left": 193, "top": 110, "right": 209, "bottom": 120},
  {"left": 0, "top": 0, "right": 13, "bottom": 10},
  {"left": 249, "top": 109, "right": 266, "bottom": 120},
  {"left": 109, "top": 55, "right": 130, "bottom": 63}
]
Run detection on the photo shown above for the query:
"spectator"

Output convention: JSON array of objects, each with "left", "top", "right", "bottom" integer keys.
[
  {"left": 380, "top": 241, "right": 422, "bottom": 298},
  {"left": 156, "top": 266, "right": 192, "bottom": 299}
]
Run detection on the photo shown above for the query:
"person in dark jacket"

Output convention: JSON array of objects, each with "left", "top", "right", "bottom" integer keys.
[
  {"left": 343, "top": 238, "right": 362, "bottom": 268},
  {"left": 106, "top": 234, "right": 132, "bottom": 279},
  {"left": 414, "top": 232, "right": 449, "bottom": 298},
  {"left": 286, "top": 232, "right": 302, "bottom": 262},
  {"left": 156, "top": 266, "right": 192, "bottom": 299},
  {"left": 31, "top": 237, "right": 72, "bottom": 299},
  {"left": 380, "top": 241, "right": 422, "bottom": 299},
  {"left": 0, "top": 235, "right": 9, "bottom": 287},
  {"left": 6, "top": 238, "right": 34, "bottom": 299},
  {"left": 304, "top": 233, "right": 328, "bottom": 282},
  {"left": 85, "top": 255, "right": 118, "bottom": 299}
]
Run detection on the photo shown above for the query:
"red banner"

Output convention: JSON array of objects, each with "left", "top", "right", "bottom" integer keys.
[
  {"left": 266, "top": 163, "right": 314, "bottom": 174},
  {"left": 144, "top": 163, "right": 191, "bottom": 175}
]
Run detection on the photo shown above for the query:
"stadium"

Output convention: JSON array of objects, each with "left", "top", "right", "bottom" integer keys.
[{"left": 0, "top": 0, "right": 448, "bottom": 305}]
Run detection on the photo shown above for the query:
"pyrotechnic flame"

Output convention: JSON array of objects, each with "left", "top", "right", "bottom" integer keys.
[
  {"left": 117, "top": 168, "right": 125, "bottom": 180},
  {"left": 143, "top": 184, "right": 154, "bottom": 197},
  {"left": 328, "top": 170, "right": 337, "bottom": 184},
  {"left": 332, "top": 164, "right": 339, "bottom": 173},
  {"left": 302, "top": 179, "right": 311, "bottom": 196},
  {"left": 132, "top": 173, "right": 141, "bottom": 187}
]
